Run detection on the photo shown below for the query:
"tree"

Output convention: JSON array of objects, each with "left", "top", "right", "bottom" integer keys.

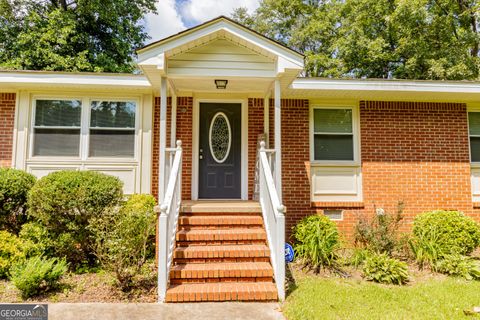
[
  {"left": 232, "top": 0, "right": 480, "bottom": 80},
  {"left": 0, "top": 0, "right": 157, "bottom": 72}
]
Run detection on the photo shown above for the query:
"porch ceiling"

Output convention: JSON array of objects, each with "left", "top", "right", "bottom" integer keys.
[{"left": 169, "top": 77, "right": 273, "bottom": 96}]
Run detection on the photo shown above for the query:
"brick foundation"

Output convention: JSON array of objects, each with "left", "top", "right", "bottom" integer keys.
[{"left": 0, "top": 93, "right": 15, "bottom": 168}]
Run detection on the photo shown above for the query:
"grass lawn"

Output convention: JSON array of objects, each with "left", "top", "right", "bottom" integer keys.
[{"left": 283, "top": 267, "right": 480, "bottom": 320}]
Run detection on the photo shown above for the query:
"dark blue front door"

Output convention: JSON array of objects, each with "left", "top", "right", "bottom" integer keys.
[{"left": 199, "top": 103, "right": 241, "bottom": 199}]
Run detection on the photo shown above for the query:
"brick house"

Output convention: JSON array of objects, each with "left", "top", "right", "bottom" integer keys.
[{"left": 1, "top": 16, "right": 480, "bottom": 302}]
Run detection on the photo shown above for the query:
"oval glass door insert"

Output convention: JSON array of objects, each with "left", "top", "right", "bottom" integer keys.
[{"left": 209, "top": 112, "right": 232, "bottom": 163}]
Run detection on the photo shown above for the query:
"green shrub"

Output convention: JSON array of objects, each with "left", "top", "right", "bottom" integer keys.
[
  {"left": 354, "top": 202, "right": 404, "bottom": 255},
  {"left": 409, "top": 228, "right": 444, "bottom": 268},
  {"left": 0, "top": 231, "right": 34, "bottom": 278},
  {"left": 10, "top": 256, "right": 68, "bottom": 298},
  {"left": 435, "top": 254, "right": 480, "bottom": 281},
  {"left": 89, "top": 194, "right": 156, "bottom": 290},
  {"left": 362, "top": 253, "right": 409, "bottom": 285},
  {"left": 19, "top": 222, "right": 55, "bottom": 257},
  {"left": 27, "top": 170, "right": 124, "bottom": 266},
  {"left": 293, "top": 215, "right": 340, "bottom": 272},
  {"left": 412, "top": 210, "right": 480, "bottom": 256},
  {"left": 349, "top": 248, "right": 372, "bottom": 268},
  {"left": 0, "top": 168, "right": 36, "bottom": 233}
]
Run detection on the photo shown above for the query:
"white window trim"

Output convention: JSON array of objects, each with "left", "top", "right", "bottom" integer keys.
[
  {"left": 309, "top": 104, "right": 361, "bottom": 166},
  {"left": 467, "top": 104, "right": 480, "bottom": 202},
  {"left": 29, "top": 94, "right": 141, "bottom": 163}
]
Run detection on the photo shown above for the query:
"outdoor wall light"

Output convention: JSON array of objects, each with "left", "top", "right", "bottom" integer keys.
[{"left": 215, "top": 79, "right": 228, "bottom": 89}]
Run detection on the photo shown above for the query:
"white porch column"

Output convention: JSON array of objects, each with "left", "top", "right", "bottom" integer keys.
[
  {"left": 158, "top": 77, "right": 168, "bottom": 204},
  {"left": 274, "top": 79, "right": 282, "bottom": 202}
]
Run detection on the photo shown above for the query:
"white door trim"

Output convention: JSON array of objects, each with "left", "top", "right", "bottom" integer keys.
[{"left": 192, "top": 98, "right": 248, "bottom": 200}]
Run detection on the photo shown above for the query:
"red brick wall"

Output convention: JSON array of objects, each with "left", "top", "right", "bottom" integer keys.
[
  {"left": 152, "top": 97, "right": 193, "bottom": 200},
  {"left": 0, "top": 93, "right": 15, "bottom": 168},
  {"left": 280, "top": 99, "right": 478, "bottom": 239},
  {"left": 248, "top": 98, "right": 265, "bottom": 200}
]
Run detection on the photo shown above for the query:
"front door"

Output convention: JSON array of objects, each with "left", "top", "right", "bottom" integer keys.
[{"left": 199, "top": 103, "right": 241, "bottom": 199}]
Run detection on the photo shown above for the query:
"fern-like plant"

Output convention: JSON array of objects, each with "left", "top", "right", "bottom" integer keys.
[
  {"left": 293, "top": 215, "right": 340, "bottom": 272},
  {"left": 362, "top": 253, "right": 409, "bottom": 285}
]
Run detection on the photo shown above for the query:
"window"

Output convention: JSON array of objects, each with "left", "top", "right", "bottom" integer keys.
[
  {"left": 89, "top": 101, "right": 136, "bottom": 157},
  {"left": 32, "top": 98, "right": 137, "bottom": 159},
  {"left": 469, "top": 112, "right": 480, "bottom": 162},
  {"left": 33, "top": 100, "right": 81, "bottom": 156},
  {"left": 313, "top": 108, "right": 354, "bottom": 161}
]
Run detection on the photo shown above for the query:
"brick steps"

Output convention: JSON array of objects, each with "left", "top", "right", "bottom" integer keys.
[
  {"left": 170, "top": 262, "right": 273, "bottom": 280},
  {"left": 176, "top": 228, "right": 267, "bottom": 242},
  {"left": 174, "top": 244, "right": 270, "bottom": 259},
  {"left": 165, "top": 201, "right": 276, "bottom": 303},
  {"left": 179, "top": 215, "right": 263, "bottom": 226},
  {"left": 165, "top": 282, "right": 278, "bottom": 302}
]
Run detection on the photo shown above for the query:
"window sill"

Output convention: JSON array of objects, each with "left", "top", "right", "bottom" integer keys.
[
  {"left": 312, "top": 201, "right": 364, "bottom": 208},
  {"left": 473, "top": 202, "right": 480, "bottom": 209},
  {"left": 310, "top": 161, "right": 361, "bottom": 167}
]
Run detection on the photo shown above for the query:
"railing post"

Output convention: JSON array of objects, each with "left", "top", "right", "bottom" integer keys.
[
  {"left": 158, "top": 205, "right": 168, "bottom": 302},
  {"left": 276, "top": 205, "right": 286, "bottom": 301}
]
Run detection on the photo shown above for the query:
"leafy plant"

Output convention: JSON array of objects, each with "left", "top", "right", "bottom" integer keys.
[
  {"left": 349, "top": 248, "right": 372, "bottom": 268},
  {"left": 27, "top": 170, "right": 124, "bottom": 267},
  {"left": 354, "top": 202, "right": 404, "bottom": 255},
  {"left": 435, "top": 254, "right": 480, "bottom": 281},
  {"left": 0, "top": 168, "right": 36, "bottom": 233},
  {"left": 10, "top": 256, "right": 68, "bottom": 298},
  {"left": 19, "top": 222, "right": 55, "bottom": 257},
  {"left": 293, "top": 215, "right": 340, "bottom": 272},
  {"left": 89, "top": 194, "right": 156, "bottom": 290},
  {"left": 410, "top": 211, "right": 480, "bottom": 269},
  {"left": 362, "top": 253, "right": 409, "bottom": 285},
  {"left": 0, "top": 231, "right": 35, "bottom": 278}
]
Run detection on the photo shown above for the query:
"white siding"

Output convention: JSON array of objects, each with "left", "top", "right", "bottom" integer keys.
[{"left": 167, "top": 39, "right": 275, "bottom": 77}]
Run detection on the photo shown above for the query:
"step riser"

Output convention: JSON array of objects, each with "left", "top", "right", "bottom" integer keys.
[
  {"left": 170, "top": 277, "right": 273, "bottom": 284},
  {"left": 170, "top": 270, "right": 273, "bottom": 279},
  {"left": 174, "top": 257, "right": 270, "bottom": 264},
  {"left": 176, "top": 234, "right": 266, "bottom": 241},
  {"left": 176, "top": 240, "right": 267, "bottom": 246}
]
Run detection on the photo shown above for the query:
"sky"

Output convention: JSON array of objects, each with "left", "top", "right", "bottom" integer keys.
[{"left": 145, "top": 0, "right": 260, "bottom": 43}]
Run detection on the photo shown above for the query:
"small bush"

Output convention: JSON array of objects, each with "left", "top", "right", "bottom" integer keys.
[
  {"left": 0, "top": 231, "right": 34, "bottom": 278},
  {"left": 354, "top": 202, "right": 404, "bottom": 255},
  {"left": 10, "top": 256, "right": 68, "bottom": 298},
  {"left": 0, "top": 168, "right": 36, "bottom": 233},
  {"left": 89, "top": 194, "right": 156, "bottom": 290},
  {"left": 293, "top": 215, "right": 340, "bottom": 272},
  {"left": 412, "top": 210, "right": 480, "bottom": 256},
  {"left": 19, "top": 222, "right": 55, "bottom": 257},
  {"left": 362, "top": 253, "right": 409, "bottom": 285},
  {"left": 409, "top": 228, "right": 444, "bottom": 268},
  {"left": 435, "top": 254, "right": 480, "bottom": 281},
  {"left": 349, "top": 248, "right": 372, "bottom": 268},
  {"left": 27, "top": 170, "right": 124, "bottom": 266}
]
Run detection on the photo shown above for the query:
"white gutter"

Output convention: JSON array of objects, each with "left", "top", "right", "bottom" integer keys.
[
  {"left": 0, "top": 71, "right": 152, "bottom": 88},
  {"left": 291, "top": 78, "right": 480, "bottom": 94}
]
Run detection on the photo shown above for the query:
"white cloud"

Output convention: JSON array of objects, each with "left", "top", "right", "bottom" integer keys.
[
  {"left": 145, "top": 0, "right": 186, "bottom": 42},
  {"left": 179, "top": 0, "right": 260, "bottom": 25}
]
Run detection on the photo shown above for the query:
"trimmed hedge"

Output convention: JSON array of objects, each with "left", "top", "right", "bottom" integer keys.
[
  {"left": 27, "top": 170, "right": 124, "bottom": 266},
  {"left": 412, "top": 210, "right": 480, "bottom": 256},
  {"left": 0, "top": 168, "right": 36, "bottom": 233}
]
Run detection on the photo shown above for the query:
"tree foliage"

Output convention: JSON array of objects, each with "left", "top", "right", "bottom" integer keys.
[
  {"left": 232, "top": 0, "right": 480, "bottom": 80},
  {"left": 0, "top": 0, "right": 157, "bottom": 72}
]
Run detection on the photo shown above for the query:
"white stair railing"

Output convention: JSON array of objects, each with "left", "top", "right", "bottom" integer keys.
[
  {"left": 258, "top": 140, "right": 286, "bottom": 300},
  {"left": 157, "top": 140, "right": 182, "bottom": 302}
]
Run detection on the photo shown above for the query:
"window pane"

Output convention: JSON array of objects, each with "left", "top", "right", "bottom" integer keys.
[
  {"left": 469, "top": 113, "right": 480, "bottom": 135},
  {"left": 90, "top": 101, "right": 136, "bottom": 128},
  {"left": 89, "top": 129, "right": 135, "bottom": 157},
  {"left": 471, "top": 137, "right": 480, "bottom": 162},
  {"left": 314, "top": 134, "right": 354, "bottom": 161},
  {"left": 33, "top": 128, "right": 80, "bottom": 156},
  {"left": 314, "top": 109, "right": 352, "bottom": 133},
  {"left": 35, "top": 100, "right": 81, "bottom": 127}
]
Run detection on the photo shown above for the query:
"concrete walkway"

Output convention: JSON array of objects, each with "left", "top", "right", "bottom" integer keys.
[{"left": 48, "top": 302, "right": 285, "bottom": 320}]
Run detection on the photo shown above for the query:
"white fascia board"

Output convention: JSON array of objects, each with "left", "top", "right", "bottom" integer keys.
[
  {"left": 0, "top": 72, "right": 152, "bottom": 88},
  {"left": 291, "top": 78, "right": 480, "bottom": 94},
  {"left": 137, "top": 20, "right": 304, "bottom": 68}
]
